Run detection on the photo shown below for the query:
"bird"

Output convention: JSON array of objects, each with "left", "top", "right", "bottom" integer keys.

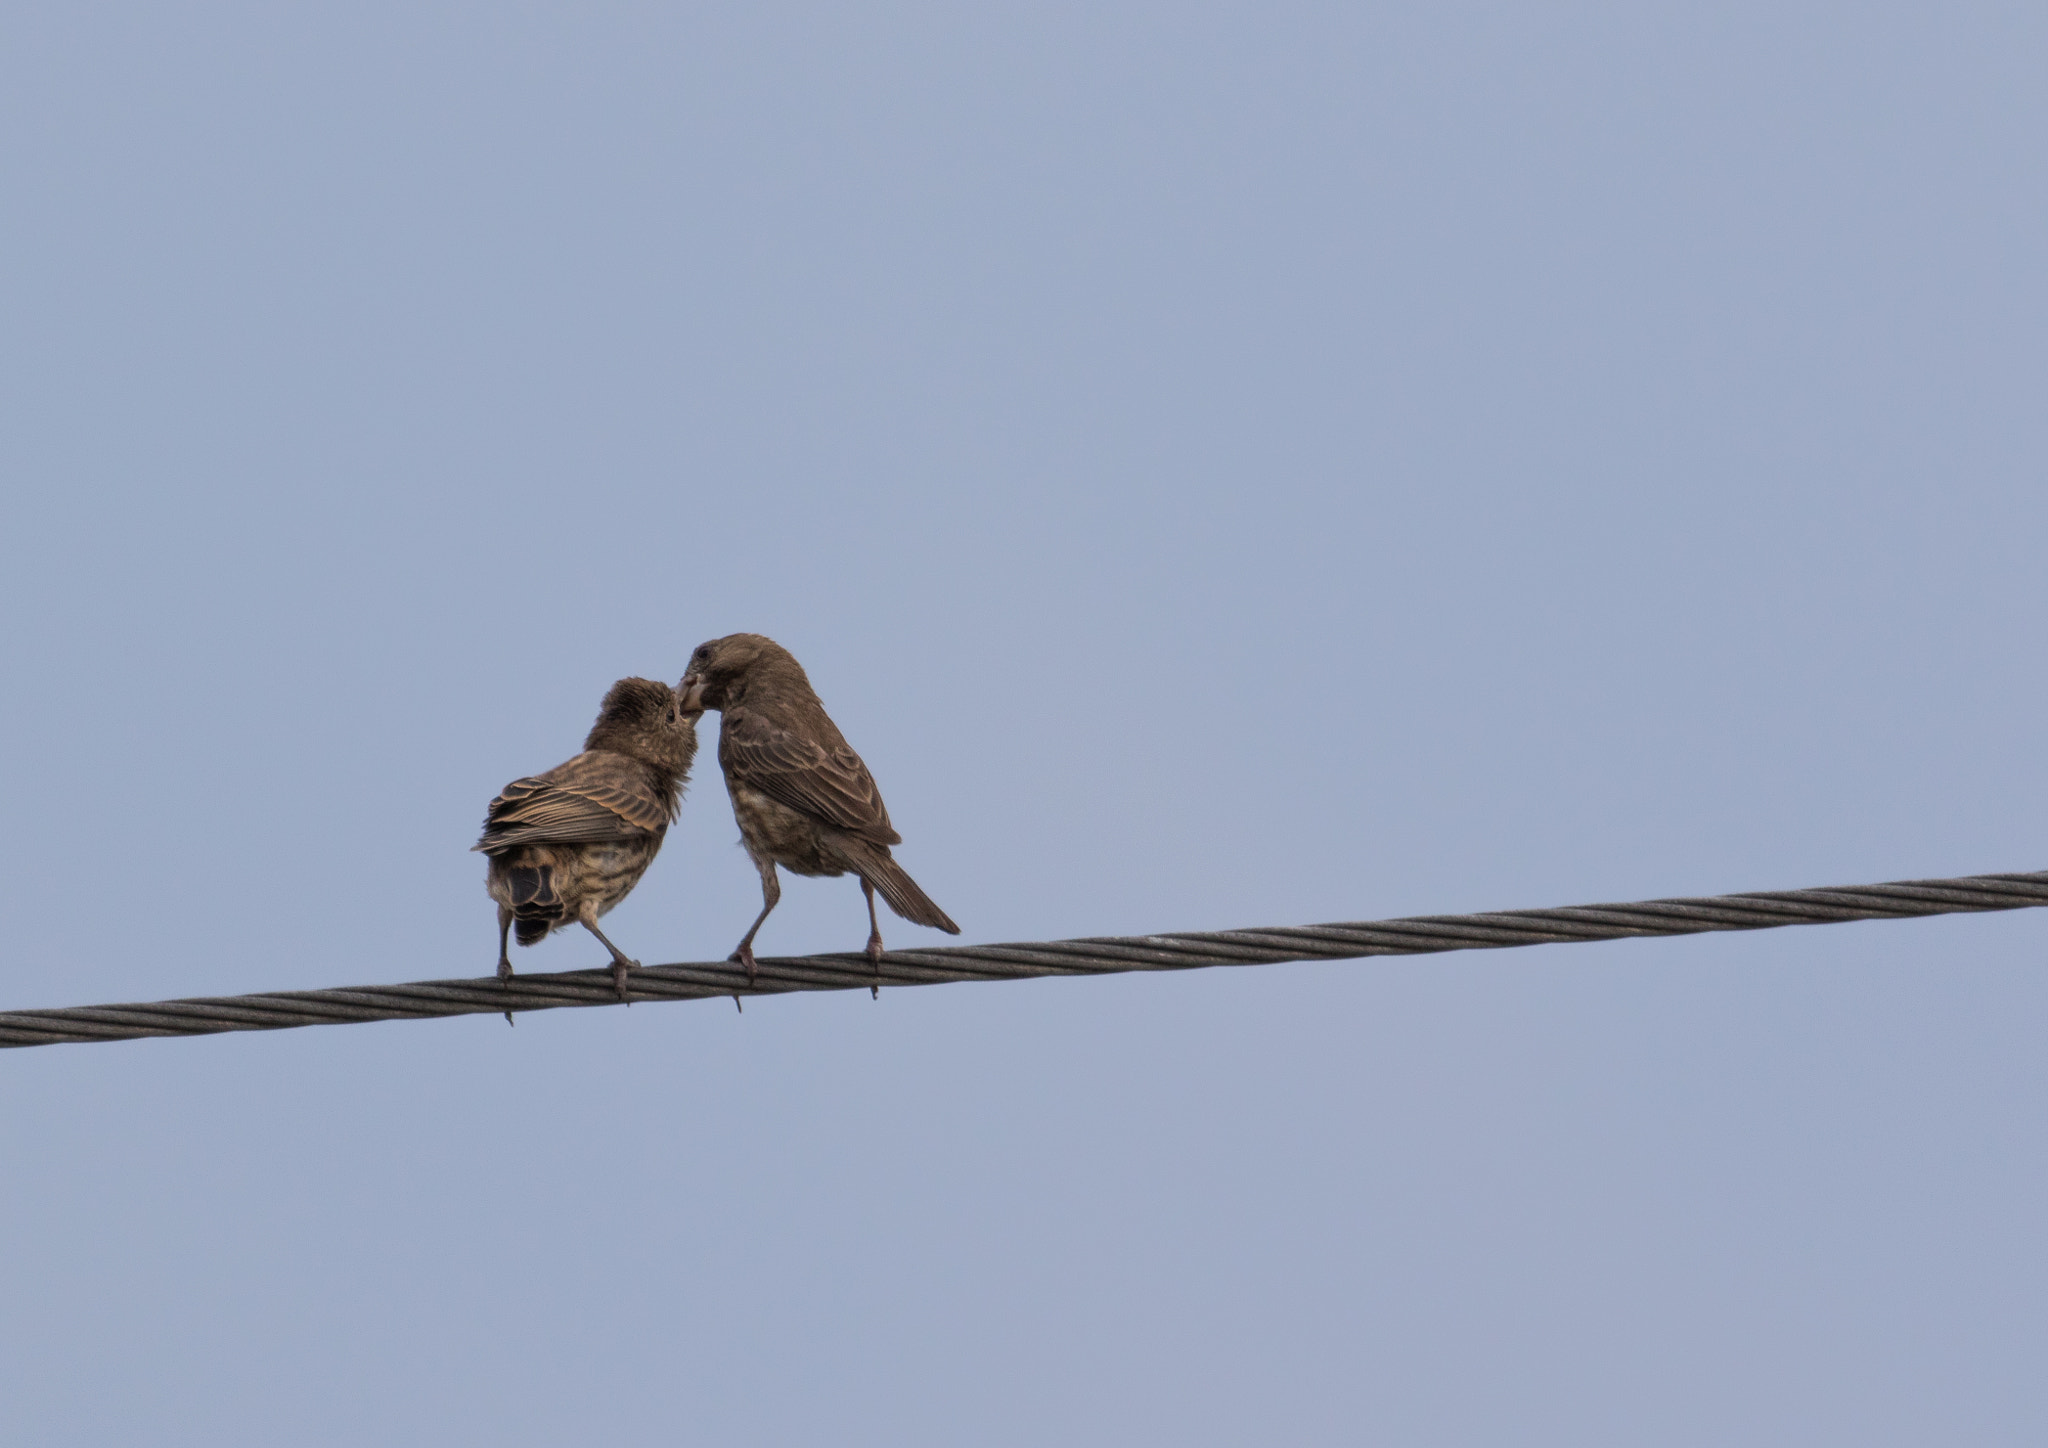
[
  {"left": 474, "top": 677, "right": 699, "bottom": 1001},
  {"left": 679, "top": 633, "right": 959, "bottom": 990}
]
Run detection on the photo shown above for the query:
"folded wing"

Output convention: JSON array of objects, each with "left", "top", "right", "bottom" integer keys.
[
  {"left": 473, "top": 750, "right": 674, "bottom": 854},
  {"left": 718, "top": 709, "right": 900, "bottom": 846}
]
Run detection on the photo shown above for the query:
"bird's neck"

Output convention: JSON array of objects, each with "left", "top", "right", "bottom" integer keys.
[
  {"left": 583, "top": 728, "right": 690, "bottom": 783},
  {"left": 726, "top": 661, "right": 815, "bottom": 712}
]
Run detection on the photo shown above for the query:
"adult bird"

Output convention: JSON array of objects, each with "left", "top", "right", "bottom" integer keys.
[
  {"left": 474, "top": 677, "right": 699, "bottom": 1000},
  {"left": 680, "top": 633, "right": 959, "bottom": 988}
]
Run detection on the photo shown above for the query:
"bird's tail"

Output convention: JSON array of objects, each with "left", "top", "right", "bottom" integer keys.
[
  {"left": 844, "top": 841, "right": 960, "bottom": 934},
  {"left": 506, "top": 862, "right": 562, "bottom": 946}
]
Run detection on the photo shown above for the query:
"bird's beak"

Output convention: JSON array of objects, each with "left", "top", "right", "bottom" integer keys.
[{"left": 678, "top": 675, "right": 707, "bottom": 712}]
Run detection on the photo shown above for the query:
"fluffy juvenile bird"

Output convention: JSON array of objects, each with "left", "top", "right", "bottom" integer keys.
[
  {"left": 679, "top": 633, "right": 959, "bottom": 986},
  {"left": 474, "top": 677, "right": 699, "bottom": 1000}
]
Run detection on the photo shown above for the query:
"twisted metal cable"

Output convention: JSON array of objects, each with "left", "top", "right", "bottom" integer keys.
[{"left": 4, "top": 868, "right": 2045, "bottom": 1050}]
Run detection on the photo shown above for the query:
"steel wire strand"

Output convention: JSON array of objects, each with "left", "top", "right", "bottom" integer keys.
[{"left": 3, "top": 868, "right": 2045, "bottom": 1050}]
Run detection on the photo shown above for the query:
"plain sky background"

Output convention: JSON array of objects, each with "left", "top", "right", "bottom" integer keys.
[{"left": 3, "top": 3, "right": 2047, "bottom": 1443}]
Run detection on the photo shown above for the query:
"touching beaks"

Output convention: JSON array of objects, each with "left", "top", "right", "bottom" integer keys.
[{"left": 678, "top": 675, "right": 707, "bottom": 712}]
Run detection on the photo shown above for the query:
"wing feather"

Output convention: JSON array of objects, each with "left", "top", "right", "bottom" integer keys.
[
  {"left": 718, "top": 708, "right": 899, "bottom": 844},
  {"left": 473, "top": 751, "right": 674, "bottom": 853}
]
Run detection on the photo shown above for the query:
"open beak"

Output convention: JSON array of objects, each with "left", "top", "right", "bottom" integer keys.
[{"left": 677, "top": 674, "right": 707, "bottom": 712}]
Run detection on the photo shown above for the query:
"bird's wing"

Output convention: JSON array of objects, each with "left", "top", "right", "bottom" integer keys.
[
  {"left": 719, "top": 708, "right": 899, "bottom": 844},
  {"left": 473, "top": 751, "right": 672, "bottom": 853}
]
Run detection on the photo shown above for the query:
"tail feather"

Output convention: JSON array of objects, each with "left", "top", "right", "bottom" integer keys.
[
  {"left": 844, "top": 841, "right": 959, "bottom": 934},
  {"left": 505, "top": 861, "right": 563, "bottom": 946},
  {"left": 506, "top": 864, "right": 556, "bottom": 909}
]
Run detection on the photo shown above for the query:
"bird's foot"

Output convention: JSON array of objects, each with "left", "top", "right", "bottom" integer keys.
[
  {"left": 867, "top": 933, "right": 884, "bottom": 999},
  {"left": 611, "top": 957, "right": 639, "bottom": 1003},
  {"left": 497, "top": 958, "right": 514, "bottom": 982},
  {"left": 729, "top": 943, "right": 758, "bottom": 983}
]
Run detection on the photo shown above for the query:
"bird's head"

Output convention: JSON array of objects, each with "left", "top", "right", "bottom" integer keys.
[
  {"left": 586, "top": 676, "right": 700, "bottom": 769},
  {"left": 678, "top": 632, "right": 792, "bottom": 711}
]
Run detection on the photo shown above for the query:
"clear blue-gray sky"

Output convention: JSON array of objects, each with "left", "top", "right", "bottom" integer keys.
[{"left": 4, "top": 4, "right": 2046, "bottom": 1443}]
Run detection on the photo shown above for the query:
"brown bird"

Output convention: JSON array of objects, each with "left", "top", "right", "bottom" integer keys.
[
  {"left": 679, "top": 633, "right": 959, "bottom": 987},
  {"left": 474, "top": 677, "right": 699, "bottom": 1000}
]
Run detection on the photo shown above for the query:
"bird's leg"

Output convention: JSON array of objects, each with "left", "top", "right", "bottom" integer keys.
[
  {"left": 861, "top": 877, "right": 885, "bottom": 999},
  {"left": 496, "top": 905, "right": 516, "bottom": 982},
  {"left": 498, "top": 905, "right": 519, "bottom": 1026},
  {"left": 577, "top": 904, "right": 641, "bottom": 1003},
  {"left": 729, "top": 857, "right": 780, "bottom": 983}
]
